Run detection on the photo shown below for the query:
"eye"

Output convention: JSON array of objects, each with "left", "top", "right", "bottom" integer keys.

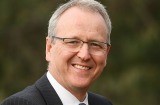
[
  {"left": 64, "top": 39, "right": 81, "bottom": 45},
  {"left": 90, "top": 42, "right": 103, "bottom": 48}
]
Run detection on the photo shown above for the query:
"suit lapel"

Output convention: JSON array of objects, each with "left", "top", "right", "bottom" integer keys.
[
  {"left": 35, "top": 73, "right": 63, "bottom": 105},
  {"left": 88, "top": 93, "right": 93, "bottom": 105}
]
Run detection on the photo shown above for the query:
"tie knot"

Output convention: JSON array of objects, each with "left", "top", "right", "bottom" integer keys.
[{"left": 79, "top": 103, "right": 86, "bottom": 105}]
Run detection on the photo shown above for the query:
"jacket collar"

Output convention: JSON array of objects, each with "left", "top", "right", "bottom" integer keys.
[
  {"left": 34, "top": 73, "right": 109, "bottom": 105},
  {"left": 35, "top": 73, "right": 63, "bottom": 105}
]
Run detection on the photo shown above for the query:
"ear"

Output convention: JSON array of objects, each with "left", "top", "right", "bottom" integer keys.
[
  {"left": 106, "top": 45, "right": 111, "bottom": 56},
  {"left": 46, "top": 37, "right": 53, "bottom": 62}
]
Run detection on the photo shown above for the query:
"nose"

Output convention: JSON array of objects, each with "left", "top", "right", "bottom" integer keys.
[{"left": 77, "top": 43, "right": 91, "bottom": 61}]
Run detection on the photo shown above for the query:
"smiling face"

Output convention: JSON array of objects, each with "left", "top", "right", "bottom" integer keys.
[{"left": 46, "top": 6, "right": 110, "bottom": 98}]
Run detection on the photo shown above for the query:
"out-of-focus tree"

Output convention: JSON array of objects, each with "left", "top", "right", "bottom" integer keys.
[{"left": 0, "top": 0, "right": 159, "bottom": 105}]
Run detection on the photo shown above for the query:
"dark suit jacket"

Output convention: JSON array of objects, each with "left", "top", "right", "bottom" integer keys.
[{"left": 1, "top": 73, "right": 112, "bottom": 105}]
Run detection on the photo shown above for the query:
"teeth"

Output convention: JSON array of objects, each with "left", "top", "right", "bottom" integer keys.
[{"left": 74, "top": 64, "right": 90, "bottom": 70}]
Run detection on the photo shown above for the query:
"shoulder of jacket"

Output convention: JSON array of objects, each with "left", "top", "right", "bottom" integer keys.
[
  {"left": 1, "top": 96, "right": 35, "bottom": 105},
  {"left": 1, "top": 85, "right": 45, "bottom": 105}
]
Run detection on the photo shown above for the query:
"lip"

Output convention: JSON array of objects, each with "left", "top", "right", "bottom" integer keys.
[{"left": 72, "top": 64, "right": 92, "bottom": 70}]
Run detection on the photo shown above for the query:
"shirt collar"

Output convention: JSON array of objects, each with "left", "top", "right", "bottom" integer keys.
[{"left": 47, "top": 71, "right": 88, "bottom": 105}]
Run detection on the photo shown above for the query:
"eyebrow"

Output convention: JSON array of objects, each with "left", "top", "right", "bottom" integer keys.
[{"left": 69, "top": 35, "right": 105, "bottom": 42}]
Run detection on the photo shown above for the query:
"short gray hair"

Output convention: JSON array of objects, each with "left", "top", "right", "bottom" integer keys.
[{"left": 48, "top": 0, "right": 112, "bottom": 44}]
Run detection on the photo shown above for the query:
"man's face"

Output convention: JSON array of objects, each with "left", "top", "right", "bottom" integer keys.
[{"left": 46, "top": 7, "right": 110, "bottom": 92}]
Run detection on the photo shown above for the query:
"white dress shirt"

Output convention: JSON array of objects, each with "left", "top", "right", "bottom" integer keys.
[{"left": 47, "top": 71, "right": 88, "bottom": 105}]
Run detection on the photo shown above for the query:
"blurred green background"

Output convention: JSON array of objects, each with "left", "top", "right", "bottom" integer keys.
[{"left": 0, "top": 0, "right": 160, "bottom": 105}]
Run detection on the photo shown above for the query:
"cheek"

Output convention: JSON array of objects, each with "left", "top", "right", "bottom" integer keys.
[
  {"left": 95, "top": 55, "right": 107, "bottom": 67},
  {"left": 51, "top": 46, "right": 76, "bottom": 64},
  {"left": 91, "top": 56, "right": 107, "bottom": 82}
]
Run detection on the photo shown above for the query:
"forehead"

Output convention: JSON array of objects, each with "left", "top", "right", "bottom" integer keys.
[{"left": 55, "top": 6, "right": 108, "bottom": 40}]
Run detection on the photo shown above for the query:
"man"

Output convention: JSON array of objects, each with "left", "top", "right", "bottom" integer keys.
[{"left": 1, "top": 0, "right": 112, "bottom": 105}]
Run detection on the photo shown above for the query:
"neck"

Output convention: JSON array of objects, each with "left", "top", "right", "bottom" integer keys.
[{"left": 68, "top": 87, "right": 88, "bottom": 102}]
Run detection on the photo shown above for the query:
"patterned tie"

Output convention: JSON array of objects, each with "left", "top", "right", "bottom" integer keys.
[{"left": 79, "top": 103, "right": 86, "bottom": 105}]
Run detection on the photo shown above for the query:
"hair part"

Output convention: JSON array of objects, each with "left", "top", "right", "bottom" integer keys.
[{"left": 48, "top": 0, "right": 112, "bottom": 44}]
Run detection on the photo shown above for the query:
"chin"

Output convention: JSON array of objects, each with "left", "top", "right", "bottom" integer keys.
[{"left": 72, "top": 81, "right": 91, "bottom": 89}]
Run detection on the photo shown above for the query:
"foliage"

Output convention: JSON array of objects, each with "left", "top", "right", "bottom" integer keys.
[{"left": 0, "top": 0, "right": 160, "bottom": 105}]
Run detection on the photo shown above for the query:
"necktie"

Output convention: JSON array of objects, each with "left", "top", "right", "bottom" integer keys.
[{"left": 79, "top": 103, "right": 86, "bottom": 105}]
